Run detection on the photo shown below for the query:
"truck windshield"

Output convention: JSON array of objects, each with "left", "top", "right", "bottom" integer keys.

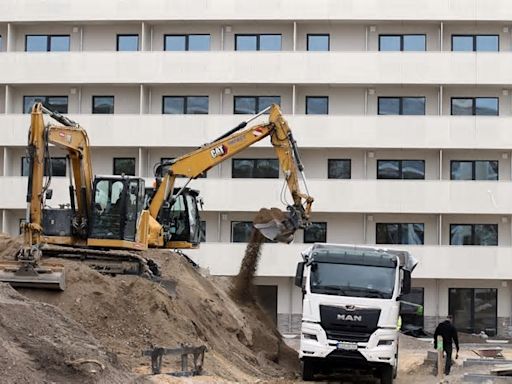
[{"left": 310, "top": 262, "right": 396, "bottom": 299}]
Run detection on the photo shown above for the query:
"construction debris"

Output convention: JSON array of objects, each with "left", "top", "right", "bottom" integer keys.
[
  {"left": 142, "top": 345, "right": 207, "bottom": 376},
  {"left": 473, "top": 348, "right": 505, "bottom": 359}
]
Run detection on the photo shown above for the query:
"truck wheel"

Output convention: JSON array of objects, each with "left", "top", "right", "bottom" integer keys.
[
  {"left": 302, "top": 359, "right": 315, "bottom": 381},
  {"left": 380, "top": 365, "right": 394, "bottom": 384}
]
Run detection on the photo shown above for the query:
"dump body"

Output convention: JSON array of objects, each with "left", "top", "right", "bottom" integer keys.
[{"left": 295, "top": 243, "right": 417, "bottom": 382}]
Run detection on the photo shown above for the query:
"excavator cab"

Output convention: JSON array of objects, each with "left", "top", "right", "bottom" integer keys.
[
  {"left": 156, "top": 188, "right": 202, "bottom": 248},
  {"left": 89, "top": 176, "right": 146, "bottom": 242}
]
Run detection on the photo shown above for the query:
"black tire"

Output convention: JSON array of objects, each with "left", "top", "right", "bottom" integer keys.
[
  {"left": 302, "top": 359, "right": 315, "bottom": 381},
  {"left": 380, "top": 365, "right": 394, "bottom": 384}
]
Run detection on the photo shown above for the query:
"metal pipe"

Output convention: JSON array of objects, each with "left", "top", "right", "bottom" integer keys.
[{"left": 211, "top": 105, "right": 272, "bottom": 143}]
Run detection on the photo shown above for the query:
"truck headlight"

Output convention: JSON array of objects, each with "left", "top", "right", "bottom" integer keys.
[
  {"left": 303, "top": 333, "right": 317, "bottom": 341},
  {"left": 377, "top": 339, "right": 394, "bottom": 346}
]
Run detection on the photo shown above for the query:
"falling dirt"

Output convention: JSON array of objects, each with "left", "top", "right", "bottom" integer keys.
[
  {"left": 230, "top": 229, "right": 264, "bottom": 303},
  {"left": 0, "top": 234, "right": 299, "bottom": 383}
]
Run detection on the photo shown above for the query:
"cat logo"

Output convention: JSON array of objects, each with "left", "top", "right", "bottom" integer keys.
[
  {"left": 210, "top": 145, "right": 228, "bottom": 159},
  {"left": 337, "top": 314, "right": 362, "bottom": 322}
]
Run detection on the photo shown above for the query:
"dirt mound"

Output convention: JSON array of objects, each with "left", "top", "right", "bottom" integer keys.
[
  {"left": 0, "top": 235, "right": 298, "bottom": 382},
  {"left": 0, "top": 282, "right": 137, "bottom": 384}
]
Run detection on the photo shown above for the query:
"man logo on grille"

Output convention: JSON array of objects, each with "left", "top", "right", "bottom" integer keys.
[{"left": 337, "top": 314, "right": 362, "bottom": 322}]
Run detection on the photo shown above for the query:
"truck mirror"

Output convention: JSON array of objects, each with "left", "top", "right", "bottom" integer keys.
[
  {"left": 401, "top": 270, "right": 412, "bottom": 295},
  {"left": 294, "top": 262, "right": 305, "bottom": 288}
]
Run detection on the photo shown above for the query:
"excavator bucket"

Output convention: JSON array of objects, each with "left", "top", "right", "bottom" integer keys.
[
  {"left": 0, "top": 260, "right": 65, "bottom": 290},
  {"left": 253, "top": 207, "right": 301, "bottom": 244}
]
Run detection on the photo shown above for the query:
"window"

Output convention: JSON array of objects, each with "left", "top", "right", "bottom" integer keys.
[
  {"left": 92, "top": 96, "right": 114, "bottom": 114},
  {"left": 450, "top": 224, "right": 498, "bottom": 246},
  {"left": 200, "top": 220, "right": 206, "bottom": 242},
  {"left": 376, "top": 223, "right": 425, "bottom": 245},
  {"left": 233, "top": 96, "right": 281, "bottom": 114},
  {"left": 0, "top": 35, "right": 2, "bottom": 51},
  {"left": 232, "top": 158, "right": 279, "bottom": 178},
  {"left": 113, "top": 157, "right": 135, "bottom": 176},
  {"left": 162, "top": 96, "right": 209, "bottom": 114},
  {"left": 116, "top": 34, "right": 139, "bottom": 51},
  {"left": 378, "top": 97, "right": 426, "bottom": 115},
  {"left": 451, "top": 160, "right": 498, "bottom": 181},
  {"left": 379, "top": 34, "right": 426, "bottom": 51},
  {"left": 21, "top": 156, "right": 66, "bottom": 177},
  {"left": 451, "top": 97, "right": 499, "bottom": 116},
  {"left": 305, "top": 96, "right": 329, "bottom": 115},
  {"left": 231, "top": 221, "right": 254, "bottom": 242},
  {"left": 377, "top": 160, "right": 425, "bottom": 180},
  {"left": 452, "top": 35, "right": 499, "bottom": 52},
  {"left": 23, "top": 96, "right": 68, "bottom": 114},
  {"left": 307, "top": 34, "right": 329, "bottom": 51},
  {"left": 164, "top": 34, "right": 210, "bottom": 51},
  {"left": 235, "top": 34, "right": 281, "bottom": 51},
  {"left": 328, "top": 159, "right": 351, "bottom": 179},
  {"left": 449, "top": 288, "right": 497, "bottom": 336},
  {"left": 304, "top": 222, "right": 327, "bottom": 243},
  {"left": 25, "top": 35, "right": 70, "bottom": 52}
]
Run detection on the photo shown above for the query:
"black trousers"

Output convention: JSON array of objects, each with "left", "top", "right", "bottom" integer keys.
[{"left": 444, "top": 343, "right": 453, "bottom": 375}]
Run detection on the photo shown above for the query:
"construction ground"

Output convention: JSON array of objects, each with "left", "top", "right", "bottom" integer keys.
[{"left": 1, "top": 233, "right": 511, "bottom": 384}]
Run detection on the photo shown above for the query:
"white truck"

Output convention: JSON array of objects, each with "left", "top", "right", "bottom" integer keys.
[{"left": 295, "top": 243, "right": 418, "bottom": 383}]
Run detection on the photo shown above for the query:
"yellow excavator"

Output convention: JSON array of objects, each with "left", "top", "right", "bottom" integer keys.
[{"left": 0, "top": 103, "right": 314, "bottom": 290}]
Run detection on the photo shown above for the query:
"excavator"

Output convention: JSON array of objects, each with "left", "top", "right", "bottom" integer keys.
[{"left": 0, "top": 103, "right": 314, "bottom": 290}]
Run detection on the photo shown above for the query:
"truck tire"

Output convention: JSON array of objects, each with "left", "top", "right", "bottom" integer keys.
[
  {"left": 380, "top": 365, "right": 394, "bottom": 384},
  {"left": 302, "top": 359, "right": 315, "bottom": 381}
]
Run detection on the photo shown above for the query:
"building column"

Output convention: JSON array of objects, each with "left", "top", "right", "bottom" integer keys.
[{"left": 6, "top": 23, "right": 15, "bottom": 52}]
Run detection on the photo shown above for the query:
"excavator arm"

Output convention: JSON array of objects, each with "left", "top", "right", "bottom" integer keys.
[{"left": 149, "top": 104, "right": 314, "bottom": 243}]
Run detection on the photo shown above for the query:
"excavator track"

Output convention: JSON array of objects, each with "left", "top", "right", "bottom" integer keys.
[{"left": 40, "top": 244, "right": 161, "bottom": 278}]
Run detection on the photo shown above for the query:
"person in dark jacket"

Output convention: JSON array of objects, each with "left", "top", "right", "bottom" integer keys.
[{"left": 434, "top": 315, "right": 460, "bottom": 375}]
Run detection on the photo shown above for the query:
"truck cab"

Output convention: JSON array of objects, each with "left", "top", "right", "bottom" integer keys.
[{"left": 295, "top": 243, "right": 417, "bottom": 383}]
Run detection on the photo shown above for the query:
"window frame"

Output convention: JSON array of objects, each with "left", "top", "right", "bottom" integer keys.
[
  {"left": 21, "top": 156, "right": 67, "bottom": 177},
  {"left": 450, "top": 160, "right": 499, "bottom": 181},
  {"left": 92, "top": 95, "right": 115, "bottom": 114},
  {"left": 378, "top": 34, "right": 427, "bottom": 51},
  {"left": 450, "top": 97, "right": 499, "bottom": 116},
  {"left": 113, "top": 157, "right": 136, "bottom": 176},
  {"left": 162, "top": 95, "right": 209, "bottom": 114},
  {"left": 305, "top": 96, "right": 329, "bottom": 115},
  {"left": 234, "top": 33, "right": 282, "bottom": 51},
  {"left": 230, "top": 221, "right": 253, "bottom": 243},
  {"left": 116, "top": 34, "right": 139, "bottom": 51},
  {"left": 449, "top": 223, "right": 498, "bottom": 246},
  {"left": 232, "top": 158, "right": 280, "bottom": 179},
  {"left": 327, "top": 159, "right": 351, "bottom": 179},
  {"left": 303, "top": 222, "right": 327, "bottom": 243},
  {"left": 376, "top": 222, "right": 425, "bottom": 245},
  {"left": 451, "top": 34, "right": 500, "bottom": 52},
  {"left": 377, "top": 96, "right": 426, "bottom": 115},
  {"left": 25, "top": 34, "right": 71, "bottom": 52},
  {"left": 448, "top": 288, "right": 497, "bottom": 335},
  {"left": 233, "top": 95, "right": 281, "bottom": 114},
  {"left": 23, "top": 95, "right": 69, "bottom": 114},
  {"left": 376, "top": 159, "right": 426, "bottom": 180},
  {"left": 306, "top": 33, "right": 330, "bottom": 51},
  {"left": 163, "top": 34, "right": 211, "bottom": 51}
]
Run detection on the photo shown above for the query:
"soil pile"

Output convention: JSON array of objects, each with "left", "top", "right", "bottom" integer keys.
[
  {"left": 0, "top": 282, "right": 137, "bottom": 384},
  {"left": 0, "top": 234, "right": 298, "bottom": 382}
]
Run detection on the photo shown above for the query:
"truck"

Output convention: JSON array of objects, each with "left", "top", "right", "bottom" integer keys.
[{"left": 294, "top": 243, "right": 418, "bottom": 383}]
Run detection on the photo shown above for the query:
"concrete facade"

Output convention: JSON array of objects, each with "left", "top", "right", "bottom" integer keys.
[{"left": 1, "top": 0, "right": 512, "bottom": 335}]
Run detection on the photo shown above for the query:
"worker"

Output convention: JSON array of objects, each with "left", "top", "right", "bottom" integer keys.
[{"left": 433, "top": 315, "right": 460, "bottom": 375}]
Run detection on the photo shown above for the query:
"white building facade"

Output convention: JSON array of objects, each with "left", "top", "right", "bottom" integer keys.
[{"left": 1, "top": 0, "right": 512, "bottom": 335}]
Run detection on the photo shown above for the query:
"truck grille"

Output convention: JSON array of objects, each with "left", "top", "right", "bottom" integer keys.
[
  {"left": 320, "top": 305, "right": 381, "bottom": 343},
  {"left": 325, "top": 329, "right": 371, "bottom": 343}
]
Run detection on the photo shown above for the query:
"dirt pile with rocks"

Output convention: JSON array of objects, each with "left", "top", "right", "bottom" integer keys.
[
  {"left": 0, "top": 282, "right": 138, "bottom": 384},
  {"left": 0, "top": 233, "right": 298, "bottom": 383}
]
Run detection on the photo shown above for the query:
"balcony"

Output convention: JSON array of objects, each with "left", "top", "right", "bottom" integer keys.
[
  {"left": 2, "top": 114, "right": 512, "bottom": 150},
  {"left": 186, "top": 242, "right": 512, "bottom": 280},
  {"left": 1, "top": 0, "right": 511, "bottom": 22},
  {"left": 1, "top": 52, "right": 512, "bottom": 86},
  {"left": 2, "top": 177, "right": 512, "bottom": 214}
]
